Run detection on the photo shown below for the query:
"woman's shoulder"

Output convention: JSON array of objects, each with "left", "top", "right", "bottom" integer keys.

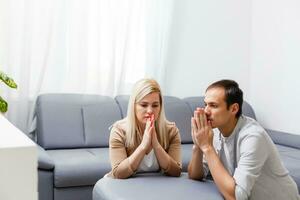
[
  {"left": 112, "top": 118, "right": 127, "bottom": 130},
  {"left": 110, "top": 118, "right": 127, "bottom": 138},
  {"left": 165, "top": 121, "right": 179, "bottom": 136}
]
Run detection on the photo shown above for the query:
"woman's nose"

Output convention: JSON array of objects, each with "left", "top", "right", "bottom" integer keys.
[{"left": 147, "top": 107, "right": 153, "bottom": 113}]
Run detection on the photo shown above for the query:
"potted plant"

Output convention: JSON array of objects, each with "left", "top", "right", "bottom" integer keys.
[{"left": 0, "top": 70, "right": 18, "bottom": 113}]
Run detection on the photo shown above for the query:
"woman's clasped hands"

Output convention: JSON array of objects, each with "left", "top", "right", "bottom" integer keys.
[{"left": 141, "top": 113, "right": 160, "bottom": 153}]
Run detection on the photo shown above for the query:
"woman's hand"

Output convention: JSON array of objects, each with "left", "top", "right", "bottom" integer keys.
[
  {"left": 140, "top": 116, "right": 153, "bottom": 152},
  {"left": 150, "top": 114, "right": 160, "bottom": 149}
]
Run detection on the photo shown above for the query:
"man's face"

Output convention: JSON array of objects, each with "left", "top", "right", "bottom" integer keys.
[
  {"left": 204, "top": 87, "right": 234, "bottom": 129},
  {"left": 135, "top": 92, "right": 161, "bottom": 126}
]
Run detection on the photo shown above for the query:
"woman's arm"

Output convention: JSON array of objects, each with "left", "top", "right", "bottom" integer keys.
[
  {"left": 110, "top": 121, "right": 152, "bottom": 179},
  {"left": 153, "top": 126, "right": 181, "bottom": 177}
]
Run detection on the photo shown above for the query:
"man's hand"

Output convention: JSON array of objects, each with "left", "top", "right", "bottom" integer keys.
[{"left": 191, "top": 108, "right": 214, "bottom": 153}]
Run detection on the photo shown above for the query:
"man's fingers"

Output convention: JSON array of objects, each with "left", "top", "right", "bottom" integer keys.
[
  {"left": 203, "top": 110, "right": 208, "bottom": 127},
  {"left": 191, "top": 118, "right": 195, "bottom": 135},
  {"left": 199, "top": 111, "right": 204, "bottom": 128},
  {"left": 198, "top": 108, "right": 208, "bottom": 128},
  {"left": 194, "top": 110, "right": 201, "bottom": 130},
  {"left": 191, "top": 117, "right": 195, "bottom": 130},
  {"left": 191, "top": 118, "right": 197, "bottom": 144}
]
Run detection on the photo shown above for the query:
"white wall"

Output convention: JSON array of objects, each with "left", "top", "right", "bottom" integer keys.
[
  {"left": 250, "top": 0, "right": 300, "bottom": 134},
  {"left": 164, "top": 0, "right": 251, "bottom": 100},
  {"left": 165, "top": 0, "right": 300, "bottom": 134}
]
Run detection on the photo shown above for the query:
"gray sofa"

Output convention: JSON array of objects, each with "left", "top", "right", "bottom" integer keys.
[{"left": 36, "top": 94, "right": 300, "bottom": 200}]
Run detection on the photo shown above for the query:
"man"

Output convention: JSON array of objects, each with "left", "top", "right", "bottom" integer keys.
[{"left": 188, "top": 79, "right": 299, "bottom": 200}]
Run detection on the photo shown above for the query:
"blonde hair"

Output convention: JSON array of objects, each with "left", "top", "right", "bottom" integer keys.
[{"left": 125, "top": 78, "right": 169, "bottom": 149}]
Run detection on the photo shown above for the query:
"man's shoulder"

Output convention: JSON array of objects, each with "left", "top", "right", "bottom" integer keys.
[{"left": 238, "top": 116, "right": 267, "bottom": 139}]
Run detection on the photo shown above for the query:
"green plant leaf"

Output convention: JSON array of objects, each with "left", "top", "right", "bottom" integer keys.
[
  {"left": 0, "top": 96, "right": 8, "bottom": 113},
  {"left": 0, "top": 71, "right": 18, "bottom": 89}
]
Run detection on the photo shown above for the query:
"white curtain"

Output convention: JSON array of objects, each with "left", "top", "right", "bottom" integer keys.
[{"left": 0, "top": 0, "right": 174, "bottom": 135}]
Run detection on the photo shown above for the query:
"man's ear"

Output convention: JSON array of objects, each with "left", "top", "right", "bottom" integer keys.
[{"left": 230, "top": 103, "right": 239, "bottom": 116}]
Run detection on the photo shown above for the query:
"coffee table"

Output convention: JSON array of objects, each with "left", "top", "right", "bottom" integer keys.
[{"left": 93, "top": 172, "right": 223, "bottom": 200}]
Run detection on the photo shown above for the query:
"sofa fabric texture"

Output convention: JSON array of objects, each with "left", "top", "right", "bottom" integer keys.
[{"left": 36, "top": 94, "right": 300, "bottom": 200}]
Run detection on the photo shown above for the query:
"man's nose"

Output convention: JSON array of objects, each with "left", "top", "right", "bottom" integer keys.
[{"left": 204, "top": 106, "right": 210, "bottom": 114}]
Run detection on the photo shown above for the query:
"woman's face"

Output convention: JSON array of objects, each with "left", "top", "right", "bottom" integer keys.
[{"left": 135, "top": 92, "right": 161, "bottom": 126}]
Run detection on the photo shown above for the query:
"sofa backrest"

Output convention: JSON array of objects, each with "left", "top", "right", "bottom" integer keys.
[
  {"left": 36, "top": 94, "right": 256, "bottom": 149},
  {"left": 163, "top": 96, "right": 193, "bottom": 143},
  {"left": 266, "top": 129, "right": 300, "bottom": 149},
  {"left": 36, "top": 94, "right": 122, "bottom": 150},
  {"left": 115, "top": 95, "right": 129, "bottom": 118}
]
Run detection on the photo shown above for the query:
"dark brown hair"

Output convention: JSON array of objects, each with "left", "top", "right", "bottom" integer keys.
[{"left": 206, "top": 79, "right": 243, "bottom": 118}]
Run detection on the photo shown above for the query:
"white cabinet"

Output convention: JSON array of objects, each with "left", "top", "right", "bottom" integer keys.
[{"left": 0, "top": 115, "right": 37, "bottom": 200}]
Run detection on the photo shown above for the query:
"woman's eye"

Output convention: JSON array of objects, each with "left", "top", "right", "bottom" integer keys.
[
  {"left": 140, "top": 104, "right": 147, "bottom": 108},
  {"left": 152, "top": 105, "right": 159, "bottom": 108}
]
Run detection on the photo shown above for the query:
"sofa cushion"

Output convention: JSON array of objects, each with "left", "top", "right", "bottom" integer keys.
[
  {"left": 181, "top": 144, "right": 193, "bottom": 172},
  {"left": 37, "top": 102, "right": 85, "bottom": 149},
  {"left": 54, "top": 186, "right": 93, "bottom": 200},
  {"left": 115, "top": 95, "right": 129, "bottom": 118},
  {"left": 82, "top": 103, "right": 122, "bottom": 147},
  {"left": 276, "top": 144, "right": 300, "bottom": 192},
  {"left": 276, "top": 145, "right": 300, "bottom": 159},
  {"left": 242, "top": 101, "right": 256, "bottom": 120},
  {"left": 47, "top": 148, "right": 110, "bottom": 188},
  {"left": 183, "top": 97, "right": 206, "bottom": 113},
  {"left": 36, "top": 94, "right": 122, "bottom": 149},
  {"left": 164, "top": 96, "right": 193, "bottom": 143},
  {"left": 267, "top": 129, "right": 300, "bottom": 150},
  {"left": 37, "top": 145, "right": 54, "bottom": 170}
]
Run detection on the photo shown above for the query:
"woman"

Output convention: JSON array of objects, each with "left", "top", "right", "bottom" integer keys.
[{"left": 107, "top": 78, "right": 182, "bottom": 179}]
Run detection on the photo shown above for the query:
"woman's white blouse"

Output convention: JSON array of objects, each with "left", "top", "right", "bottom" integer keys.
[{"left": 137, "top": 149, "right": 159, "bottom": 173}]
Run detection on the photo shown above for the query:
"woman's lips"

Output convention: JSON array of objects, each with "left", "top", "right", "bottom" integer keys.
[{"left": 145, "top": 114, "right": 154, "bottom": 119}]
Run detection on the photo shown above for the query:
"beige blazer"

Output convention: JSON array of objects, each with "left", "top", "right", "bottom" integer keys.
[{"left": 107, "top": 119, "right": 182, "bottom": 179}]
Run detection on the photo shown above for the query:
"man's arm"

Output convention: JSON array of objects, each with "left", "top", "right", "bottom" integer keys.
[
  {"left": 203, "top": 146, "right": 236, "bottom": 200},
  {"left": 188, "top": 145, "right": 204, "bottom": 180},
  {"left": 191, "top": 108, "right": 236, "bottom": 200}
]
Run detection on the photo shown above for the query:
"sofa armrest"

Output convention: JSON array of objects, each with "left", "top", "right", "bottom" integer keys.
[
  {"left": 37, "top": 145, "right": 54, "bottom": 170},
  {"left": 266, "top": 129, "right": 300, "bottom": 149}
]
